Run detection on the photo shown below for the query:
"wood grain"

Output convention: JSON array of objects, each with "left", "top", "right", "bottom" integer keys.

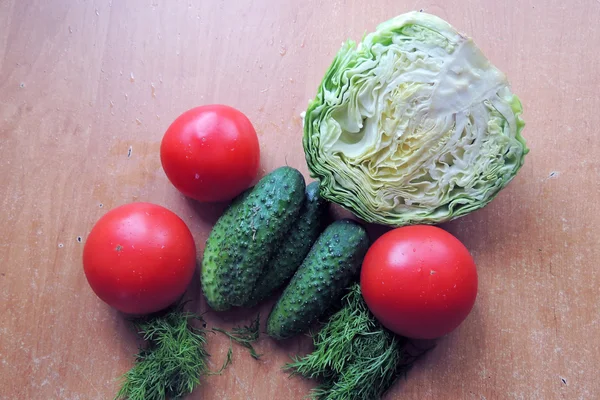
[{"left": 1, "top": 0, "right": 599, "bottom": 399}]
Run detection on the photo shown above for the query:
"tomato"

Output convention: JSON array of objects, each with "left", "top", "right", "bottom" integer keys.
[
  {"left": 360, "top": 225, "right": 478, "bottom": 339},
  {"left": 83, "top": 202, "right": 197, "bottom": 315},
  {"left": 160, "top": 105, "right": 260, "bottom": 203}
]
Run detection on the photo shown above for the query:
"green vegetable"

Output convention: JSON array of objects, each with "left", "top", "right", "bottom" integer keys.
[
  {"left": 285, "top": 284, "right": 422, "bottom": 400},
  {"left": 246, "top": 181, "right": 329, "bottom": 307},
  {"left": 303, "top": 11, "right": 528, "bottom": 227},
  {"left": 213, "top": 314, "right": 262, "bottom": 360},
  {"left": 201, "top": 167, "right": 306, "bottom": 311},
  {"left": 267, "top": 219, "right": 369, "bottom": 340},
  {"left": 114, "top": 306, "right": 209, "bottom": 400}
]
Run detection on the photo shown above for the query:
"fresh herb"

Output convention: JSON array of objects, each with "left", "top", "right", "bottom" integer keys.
[
  {"left": 285, "top": 284, "right": 428, "bottom": 400},
  {"left": 213, "top": 314, "right": 262, "bottom": 360},
  {"left": 114, "top": 305, "right": 210, "bottom": 400},
  {"left": 210, "top": 346, "right": 233, "bottom": 376}
]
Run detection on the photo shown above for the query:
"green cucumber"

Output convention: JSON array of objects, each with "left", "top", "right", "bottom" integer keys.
[
  {"left": 245, "top": 181, "right": 328, "bottom": 307},
  {"left": 266, "top": 219, "right": 370, "bottom": 340},
  {"left": 201, "top": 167, "right": 306, "bottom": 311}
]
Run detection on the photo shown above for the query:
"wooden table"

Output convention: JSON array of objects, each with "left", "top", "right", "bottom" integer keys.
[{"left": 1, "top": 1, "right": 598, "bottom": 399}]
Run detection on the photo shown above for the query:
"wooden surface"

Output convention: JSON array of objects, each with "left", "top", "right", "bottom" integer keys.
[{"left": 1, "top": 1, "right": 599, "bottom": 399}]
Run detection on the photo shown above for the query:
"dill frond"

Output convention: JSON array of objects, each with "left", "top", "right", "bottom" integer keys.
[
  {"left": 114, "top": 305, "right": 210, "bottom": 400},
  {"left": 285, "top": 284, "right": 427, "bottom": 400},
  {"left": 210, "top": 346, "right": 233, "bottom": 376},
  {"left": 213, "top": 314, "right": 262, "bottom": 360}
]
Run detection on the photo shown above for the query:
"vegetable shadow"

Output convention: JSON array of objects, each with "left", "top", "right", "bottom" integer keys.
[
  {"left": 185, "top": 264, "right": 204, "bottom": 312},
  {"left": 184, "top": 197, "right": 230, "bottom": 226},
  {"left": 327, "top": 202, "right": 394, "bottom": 242},
  {"left": 438, "top": 187, "right": 533, "bottom": 258},
  {"left": 205, "top": 304, "right": 264, "bottom": 324},
  {"left": 265, "top": 322, "right": 315, "bottom": 365},
  {"left": 108, "top": 306, "right": 145, "bottom": 349}
]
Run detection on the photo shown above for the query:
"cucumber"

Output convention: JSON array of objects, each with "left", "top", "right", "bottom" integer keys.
[
  {"left": 266, "top": 219, "right": 370, "bottom": 340},
  {"left": 198, "top": 190, "right": 251, "bottom": 311},
  {"left": 201, "top": 167, "right": 305, "bottom": 311},
  {"left": 245, "top": 181, "right": 328, "bottom": 307}
]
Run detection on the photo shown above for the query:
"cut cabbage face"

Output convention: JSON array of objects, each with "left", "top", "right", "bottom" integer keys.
[{"left": 303, "top": 12, "right": 528, "bottom": 226}]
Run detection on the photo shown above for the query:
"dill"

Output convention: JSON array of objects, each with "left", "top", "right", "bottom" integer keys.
[
  {"left": 210, "top": 346, "right": 233, "bottom": 376},
  {"left": 285, "top": 284, "right": 428, "bottom": 400},
  {"left": 213, "top": 314, "right": 262, "bottom": 360},
  {"left": 114, "top": 305, "right": 210, "bottom": 400}
]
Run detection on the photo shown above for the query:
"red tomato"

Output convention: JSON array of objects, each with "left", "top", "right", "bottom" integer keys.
[
  {"left": 83, "top": 203, "right": 197, "bottom": 315},
  {"left": 360, "top": 226, "right": 477, "bottom": 339},
  {"left": 160, "top": 105, "right": 260, "bottom": 202}
]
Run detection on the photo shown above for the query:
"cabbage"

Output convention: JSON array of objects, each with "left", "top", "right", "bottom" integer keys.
[{"left": 303, "top": 12, "right": 528, "bottom": 226}]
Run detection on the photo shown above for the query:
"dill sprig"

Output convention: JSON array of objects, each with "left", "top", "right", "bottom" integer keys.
[
  {"left": 213, "top": 314, "right": 262, "bottom": 360},
  {"left": 114, "top": 305, "right": 210, "bottom": 400},
  {"left": 210, "top": 346, "right": 233, "bottom": 376},
  {"left": 285, "top": 284, "right": 428, "bottom": 400}
]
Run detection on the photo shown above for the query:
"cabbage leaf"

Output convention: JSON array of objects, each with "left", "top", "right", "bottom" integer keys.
[{"left": 303, "top": 12, "right": 528, "bottom": 226}]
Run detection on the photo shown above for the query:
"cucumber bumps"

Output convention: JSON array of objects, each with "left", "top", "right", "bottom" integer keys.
[
  {"left": 267, "top": 219, "right": 370, "bottom": 340},
  {"left": 245, "top": 181, "right": 328, "bottom": 307},
  {"left": 201, "top": 167, "right": 305, "bottom": 311}
]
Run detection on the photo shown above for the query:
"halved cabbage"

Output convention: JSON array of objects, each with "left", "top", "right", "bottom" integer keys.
[{"left": 303, "top": 12, "right": 528, "bottom": 226}]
